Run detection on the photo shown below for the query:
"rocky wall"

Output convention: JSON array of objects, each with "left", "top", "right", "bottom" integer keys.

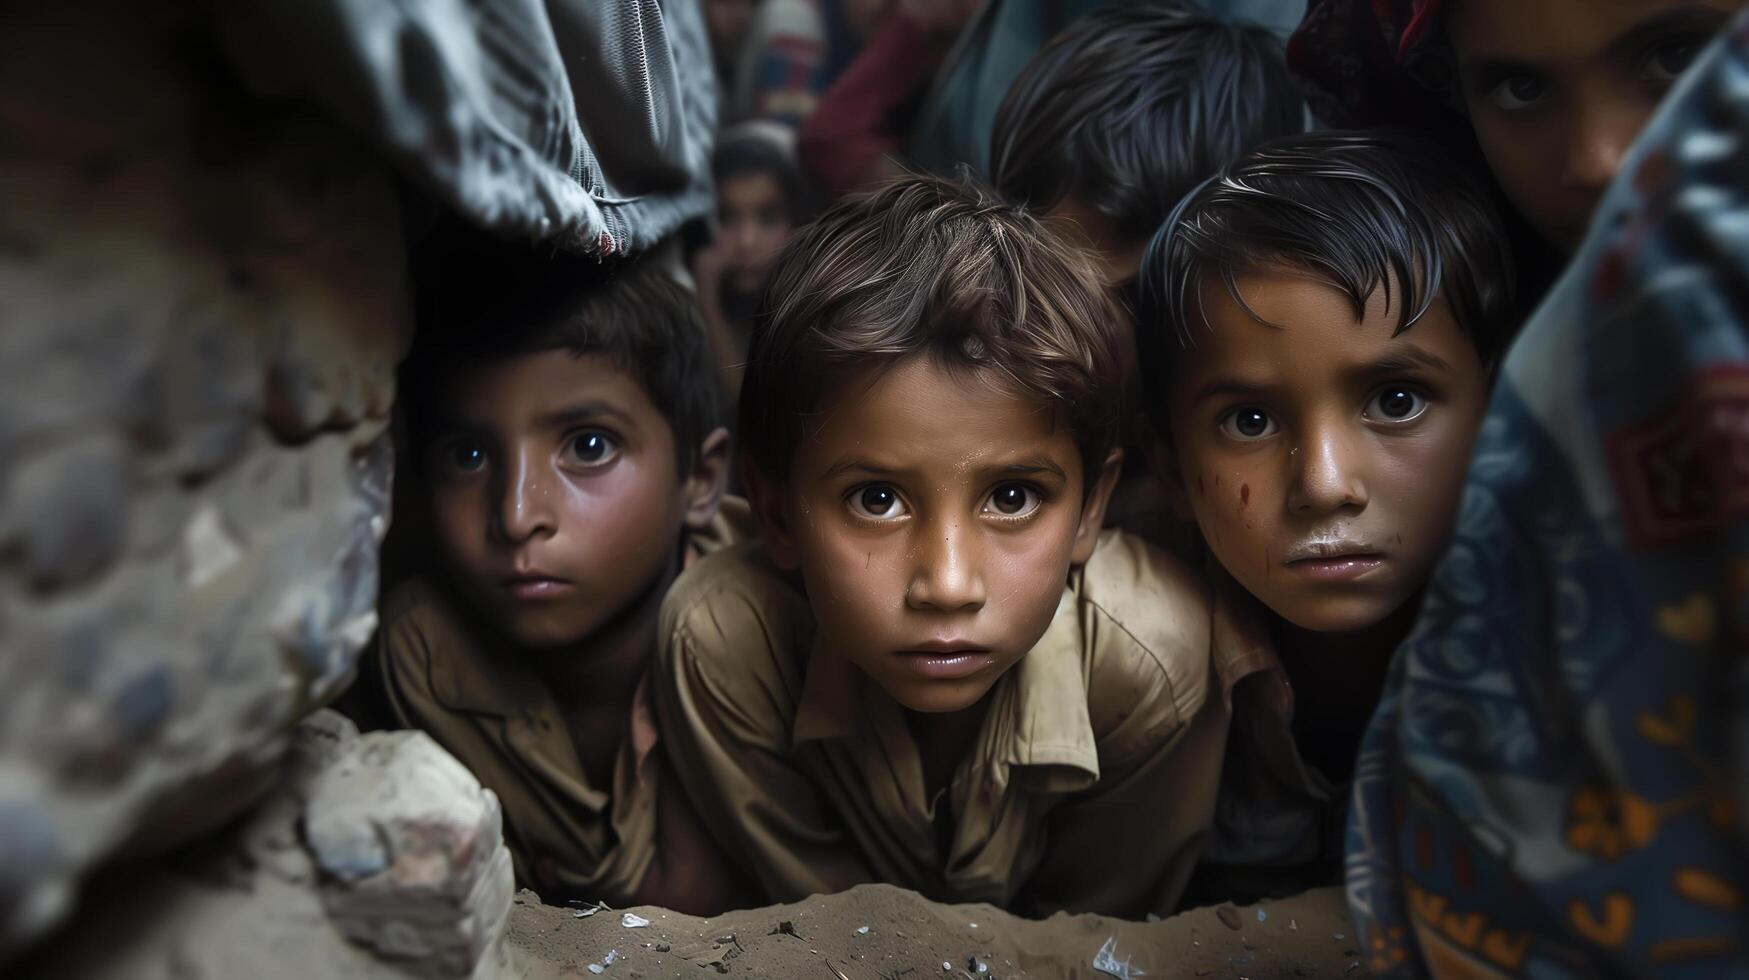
[{"left": 0, "top": 1, "right": 406, "bottom": 957}]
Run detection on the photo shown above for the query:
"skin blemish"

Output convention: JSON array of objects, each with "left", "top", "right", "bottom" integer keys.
[{"left": 1240, "top": 484, "right": 1250, "bottom": 507}]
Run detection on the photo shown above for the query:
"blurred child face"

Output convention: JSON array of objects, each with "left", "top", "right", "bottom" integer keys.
[
  {"left": 705, "top": 0, "right": 754, "bottom": 62},
  {"left": 1449, "top": 0, "right": 1741, "bottom": 254},
  {"left": 1166, "top": 270, "right": 1489, "bottom": 634},
  {"left": 427, "top": 352, "right": 695, "bottom": 649},
  {"left": 718, "top": 173, "right": 795, "bottom": 295},
  {"left": 755, "top": 357, "right": 1118, "bottom": 714}
]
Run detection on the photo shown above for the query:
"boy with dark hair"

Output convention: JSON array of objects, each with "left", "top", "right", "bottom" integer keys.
[
  {"left": 654, "top": 173, "right": 1226, "bottom": 918},
  {"left": 990, "top": 2, "right": 1304, "bottom": 285},
  {"left": 1134, "top": 130, "right": 1517, "bottom": 901},
  {"left": 379, "top": 252, "right": 749, "bottom": 913}
]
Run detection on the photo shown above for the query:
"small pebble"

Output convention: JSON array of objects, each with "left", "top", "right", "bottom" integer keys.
[
  {"left": 943, "top": 962, "right": 953, "bottom": 971},
  {"left": 1288, "top": 919, "right": 1298, "bottom": 931},
  {"left": 655, "top": 943, "right": 671, "bottom": 952},
  {"left": 857, "top": 926, "right": 870, "bottom": 936},
  {"left": 587, "top": 966, "right": 603, "bottom": 975},
  {"left": 1332, "top": 933, "right": 1346, "bottom": 941}
]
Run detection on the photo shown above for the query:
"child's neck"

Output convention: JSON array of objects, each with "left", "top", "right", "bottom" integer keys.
[
  {"left": 906, "top": 697, "right": 992, "bottom": 802},
  {"left": 1268, "top": 595, "right": 1420, "bottom": 784}
]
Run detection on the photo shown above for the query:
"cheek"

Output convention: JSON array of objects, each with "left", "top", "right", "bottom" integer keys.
[
  {"left": 561, "top": 461, "right": 685, "bottom": 578},
  {"left": 1470, "top": 113, "right": 1562, "bottom": 223},
  {"left": 431, "top": 483, "right": 489, "bottom": 563}
]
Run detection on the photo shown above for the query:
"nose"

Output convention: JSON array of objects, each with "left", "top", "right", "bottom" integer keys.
[
  {"left": 1286, "top": 419, "right": 1368, "bottom": 515},
  {"left": 1558, "top": 95, "right": 1637, "bottom": 200},
  {"left": 493, "top": 447, "right": 557, "bottom": 544},
  {"left": 905, "top": 517, "right": 987, "bottom": 613}
]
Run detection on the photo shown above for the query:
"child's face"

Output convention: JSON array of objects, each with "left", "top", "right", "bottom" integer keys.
[
  {"left": 755, "top": 357, "right": 1117, "bottom": 714},
  {"left": 717, "top": 173, "right": 794, "bottom": 295},
  {"left": 427, "top": 351, "right": 692, "bottom": 649},
  {"left": 1165, "top": 270, "right": 1488, "bottom": 633},
  {"left": 1449, "top": 0, "right": 1741, "bottom": 254}
]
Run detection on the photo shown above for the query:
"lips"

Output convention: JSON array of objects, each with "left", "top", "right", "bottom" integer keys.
[
  {"left": 1282, "top": 537, "right": 1386, "bottom": 582},
  {"left": 892, "top": 640, "right": 995, "bottom": 681},
  {"left": 498, "top": 572, "right": 575, "bottom": 601}
]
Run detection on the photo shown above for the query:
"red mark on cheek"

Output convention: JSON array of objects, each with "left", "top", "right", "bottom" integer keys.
[{"left": 1240, "top": 484, "right": 1250, "bottom": 507}]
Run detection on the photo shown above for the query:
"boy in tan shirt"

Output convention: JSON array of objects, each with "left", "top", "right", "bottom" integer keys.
[
  {"left": 377, "top": 254, "right": 750, "bottom": 913},
  {"left": 654, "top": 174, "right": 1224, "bottom": 918}
]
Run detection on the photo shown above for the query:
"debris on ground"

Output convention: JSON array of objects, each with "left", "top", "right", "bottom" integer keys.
[{"left": 1092, "top": 936, "right": 1147, "bottom": 978}]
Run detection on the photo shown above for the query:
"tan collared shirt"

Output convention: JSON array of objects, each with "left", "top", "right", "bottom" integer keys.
[
  {"left": 377, "top": 500, "right": 747, "bottom": 905},
  {"left": 653, "top": 529, "right": 1226, "bottom": 918},
  {"left": 1191, "top": 575, "right": 1345, "bottom": 904}
]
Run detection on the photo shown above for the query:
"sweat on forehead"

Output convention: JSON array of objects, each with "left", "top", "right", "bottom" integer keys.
[{"left": 737, "top": 173, "right": 1129, "bottom": 485}]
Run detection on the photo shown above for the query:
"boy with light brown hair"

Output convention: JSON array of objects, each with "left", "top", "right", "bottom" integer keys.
[{"left": 653, "top": 174, "right": 1224, "bottom": 917}]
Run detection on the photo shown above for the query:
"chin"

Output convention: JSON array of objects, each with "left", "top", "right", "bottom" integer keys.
[
  {"left": 880, "top": 679, "right": 993, "bottom": 715},
  {"left": 1271, "top": 595, "right": 1401, "bottom": 635}
]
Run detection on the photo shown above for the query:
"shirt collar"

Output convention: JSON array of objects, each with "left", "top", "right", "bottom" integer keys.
[
  {"left": 790, "top": 585, "right": 1100, "bottom": 789},
  {"left": 1209, "top": 567, "right": 1292, "bottom": 718},
  {"left": 425, "top": 589, "right": 553, "bottom": 718}
]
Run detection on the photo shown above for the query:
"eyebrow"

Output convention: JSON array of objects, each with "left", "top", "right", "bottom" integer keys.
[
  {"left": 1608, "top": 5, "right": 1732, "bottom": 61},
  {"left": 1460, "top": 5, "right": 1728, "bottom": 74},
  {"left": 1358, "top": 347, "right": 1456, "bottom": 376},
  {"left": 533, "top": 401, "right": 638, "bottom": 430},
  {"left": 821, "top": 455, "right": 1070, "bottom": 483}
]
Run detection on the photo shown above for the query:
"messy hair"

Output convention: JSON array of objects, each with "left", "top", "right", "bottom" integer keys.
[
  {"left": 990, "top": 2, "right": 1304, "bottom": 243},
  {"left": 403, "top": 246, "right": 722, "bottom": 477},
  {"left": 1136, "top": 129, "right": 1516, "bottom": 431},
  {"left": 739, "top": 172, "right": 1128, "bottom": 486}
]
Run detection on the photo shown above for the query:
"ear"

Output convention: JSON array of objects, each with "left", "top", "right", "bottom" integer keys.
[
  {"left": 1070, "top": 448, "right": 1125, "bottom": 565},
  {"left": 682, "top": 427, "right": 733, "bottom": 531},
  {"left": 742, "top": 460, "right": 802, "bottom": 570}
]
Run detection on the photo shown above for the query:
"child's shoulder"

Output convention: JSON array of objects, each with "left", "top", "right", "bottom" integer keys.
[
  {"left": 379, "top": 576, "right": 466, "bottom": 663},
  {"left": 1075, "top": 529, "right": 1215, "bottom": 759},
  {"left": 658, "top": 541, "right": 814, "bottom": 690}
]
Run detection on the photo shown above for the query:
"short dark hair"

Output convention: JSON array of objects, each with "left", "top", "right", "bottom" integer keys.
[
  {"left": 739, "top": 172, "right": 1128, "bottom": 486},
  {"left": 713, "top": 131, "right": 811, "bottom": 224},
  {"left": 1135, "top": 129, "right": 1517, "bottom": 432},
  {"left": 990, "top": 2, "right": 1304, "bottom": 242},
  {"left": 403, "top": 246, "right": 722, "bottom": 476}
]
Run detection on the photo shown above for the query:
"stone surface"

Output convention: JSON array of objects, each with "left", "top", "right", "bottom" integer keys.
[
  {"left": 307, "top": 730, "right": 516, "bottom": 976},
  {"left": 0, "top": 0, "right": 405, "bottom": 958},
  {"left": 12, "top": 712, "right": 515, "bottom": 980}
]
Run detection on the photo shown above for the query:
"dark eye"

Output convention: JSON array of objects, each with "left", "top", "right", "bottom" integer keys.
[
  {"left": 1219, "top": 407, "right": 1278, "bottom": 441},
  {"left": 848, "top": 484, "right": 908, "bottom": 521},
  {"left": 1366, "top": 387, "right": 1429, "bottom": 423},
  {"left": 985, "top": 484, "right": 1041, "bottom": 518},
  {"left": 567, "top": 431, "right": 620, "bottom": 466},
  {"left": 447, "top": 443, "right": 487, "bottom": 473},
  {"left": 1641, "top": 40, "right": 1700, "bottom": 84},
  {"left": 1485, "top": 73, "right": 1548, "bottom": 111}
]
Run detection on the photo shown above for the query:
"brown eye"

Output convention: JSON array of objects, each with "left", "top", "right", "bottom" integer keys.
[
  {"left": 567, "top": 431, "right": 620, "bottom": 466},
  {"left": 448, "top": 443, "right": 487, "bottom": 473},
  {"left": 1219, "top": 407, "right": 1277, "bottom": 441},
  {"left": 1485, "top": 73, "right": 1548, "bottom": 111},
  {"left": 984, "top": 484, "right": 1040, "bottom": 518},
  {"left": 1366, "top": 387, "right": 1429, "bottom": 424},
  {"left": 848, "top": 484, "right": 908, "bottom": 520}
]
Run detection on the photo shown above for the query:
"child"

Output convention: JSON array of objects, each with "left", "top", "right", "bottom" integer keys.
[
  {"left": 654, "top": 174, "right": 1225, "bottom": 918},
  {"left": 377, "top": 253, "right": 750, "bottom": 913},
  {"left": 990, "top": 2, "right": 1304, "bottom": 288},
  {"left": 694, "top": 124, "right": 809, "bottom": 402},
  {"left": 1134, "top": 130, "right": 1517, "bottom": 901}
]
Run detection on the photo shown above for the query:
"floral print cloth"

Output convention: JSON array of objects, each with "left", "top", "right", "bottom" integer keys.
[{"left": 1346, "top": 14, "right": 1749, "bottom": 979}]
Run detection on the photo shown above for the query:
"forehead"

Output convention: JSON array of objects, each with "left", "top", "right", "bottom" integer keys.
[
  {"left": 443, "top": 349, "right": 661, "bottom": 428},
  {"left": 1171, "top": 270, "right": 1478, "bottom": 385},
  {"left": 1446, "top": 0, "right": 1742, "bottom": 60},
  {"left": 719, "top": 172, "right": 785, "bottom": 205},
  {"left": 794, "top": 357, "right": 1079, "bottom": 474}
]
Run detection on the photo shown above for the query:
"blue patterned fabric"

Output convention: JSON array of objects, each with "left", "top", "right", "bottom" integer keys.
[{"left": 1346, "top": 14, "right": 1749, "bottom": 979}]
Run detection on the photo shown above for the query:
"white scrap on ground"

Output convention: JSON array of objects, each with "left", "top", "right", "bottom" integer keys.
[
  {"left": 1092, "top": 936, "right": 1147, "bottom": 978},
  {"left": 621, "top": 912, "right": 651, "bottom": 928}
]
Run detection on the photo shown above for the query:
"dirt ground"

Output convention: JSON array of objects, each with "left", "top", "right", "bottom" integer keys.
[{"left": 504, "top": 884, "right": 1369, "bottom": 979}]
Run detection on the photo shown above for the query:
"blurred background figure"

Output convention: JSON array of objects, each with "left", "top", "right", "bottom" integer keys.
[{"left": 693, "top": 122, "right": 812, "bottom": 402}]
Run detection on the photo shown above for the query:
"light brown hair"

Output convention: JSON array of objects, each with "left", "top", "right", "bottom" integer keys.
[{"left": 738, "top": 173, "right": 1129, "bottom": 486}]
